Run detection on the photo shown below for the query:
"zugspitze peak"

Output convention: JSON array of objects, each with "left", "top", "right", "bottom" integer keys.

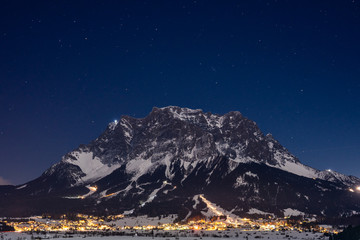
[{"left": 1, "top": 106, "right": 359, "bottom": 219}]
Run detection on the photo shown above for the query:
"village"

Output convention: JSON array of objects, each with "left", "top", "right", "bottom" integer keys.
[{"left": 1, "top": 213, "right": 336, "bottom": 236}]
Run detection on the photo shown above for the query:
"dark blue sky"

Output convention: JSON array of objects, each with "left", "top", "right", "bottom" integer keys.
[{"left": 0, "top": 0, "right": 359, "bottom": 185}]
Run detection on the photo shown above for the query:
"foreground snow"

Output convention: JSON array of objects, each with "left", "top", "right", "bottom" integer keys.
[{"left": 1, "top": 230, "right": 327, "bottom": 240}]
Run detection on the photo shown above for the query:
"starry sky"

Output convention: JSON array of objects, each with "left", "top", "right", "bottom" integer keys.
[{"left": 1, "top": 0, "right": 360, "bottom": 185}]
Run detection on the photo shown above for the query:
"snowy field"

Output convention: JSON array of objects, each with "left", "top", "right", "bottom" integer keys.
[{"left": 0, "top": 230, "right": 328, "bottom": 240}]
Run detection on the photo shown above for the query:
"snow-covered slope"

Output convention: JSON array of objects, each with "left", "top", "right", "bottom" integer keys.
[
  {"left": 265, "top": 133, "right": 359, "bottom": 185},
  {"left": 62, "top": 149, "right": 121, "bottom": 184}
]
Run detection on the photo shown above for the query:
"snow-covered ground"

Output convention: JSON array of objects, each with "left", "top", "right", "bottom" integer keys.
[{"left": 1, "top": 230, "right": 328, "bottom": 240}]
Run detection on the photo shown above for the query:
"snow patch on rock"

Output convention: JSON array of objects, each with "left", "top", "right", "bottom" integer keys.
[
  {"left": 64, "top": 150, "right": 120, "bottom": 183},
  {"left": 248, "top": 208, "right": 275, "bottom": 217},
  {"left": 283, "top": 208, "right": 305, "bottom": 217}
]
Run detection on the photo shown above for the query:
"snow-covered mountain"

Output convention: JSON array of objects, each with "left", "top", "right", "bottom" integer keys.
[{"left": 1, "top": 106, "right": 360, "bottom": 219}]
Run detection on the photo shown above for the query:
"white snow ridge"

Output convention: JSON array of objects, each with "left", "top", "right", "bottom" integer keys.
[{"left": 64, "top": 150, "right": 120, "bottom": 184}]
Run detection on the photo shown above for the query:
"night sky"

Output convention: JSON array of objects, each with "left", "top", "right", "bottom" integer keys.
[{"left": 1, "top": 0, "right": 360, "bottom": 185}]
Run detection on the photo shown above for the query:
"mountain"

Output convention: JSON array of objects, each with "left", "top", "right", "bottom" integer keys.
[{"left": 1, "top": 106, "right": 360, "bottom": 220}]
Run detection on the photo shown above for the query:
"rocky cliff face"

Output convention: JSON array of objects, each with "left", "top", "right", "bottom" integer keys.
[{"left": 1, "top": 106, "right": 360, "bottom": 219}]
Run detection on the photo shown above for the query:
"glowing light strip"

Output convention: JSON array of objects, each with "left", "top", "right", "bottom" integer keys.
[
  {"left": 199, "top": 194, "right": 241, "bottom": 224},
  {"left": 88, "top": 186, "right": 97, "bottom": 192},
  {"left": 199, "top": 195, "right": 223, "bottom": 216}
]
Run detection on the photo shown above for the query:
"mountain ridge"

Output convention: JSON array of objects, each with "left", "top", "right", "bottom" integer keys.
[{"left": 1, "top": 106, "right": 360, "bottom": 219}]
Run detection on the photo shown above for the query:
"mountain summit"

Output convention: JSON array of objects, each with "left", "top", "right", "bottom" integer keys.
[{"left": 1, "top": 106, "right": 360, "bottom": 219}]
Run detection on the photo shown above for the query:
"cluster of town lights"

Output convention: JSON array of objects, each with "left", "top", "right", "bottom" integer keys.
[
  {"left": 348, "top": 186, "right": 360, "bottom": 193},
  {"left": 1, "top": 196, "right": 341, "bottom": 235},
  {"left": 2, "top": 196, "right": 337, "bottom": 235},
  {"left": 3, "top": 214, "right": 336, "bottom": 234}
]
